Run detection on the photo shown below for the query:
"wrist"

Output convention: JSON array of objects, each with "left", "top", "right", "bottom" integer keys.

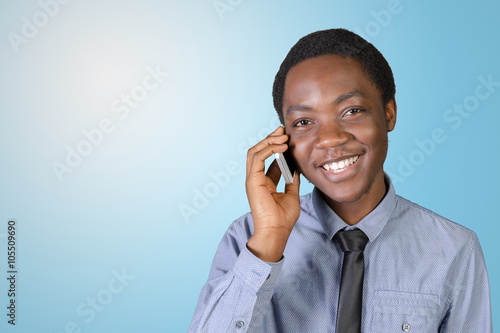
[{"left": 247, "top": 231, "right": 290, "bottom": 262}]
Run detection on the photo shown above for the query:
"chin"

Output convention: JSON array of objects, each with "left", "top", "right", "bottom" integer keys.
[
  {"left": 308, "top": 167, "right": 381, "bottom": 205},
  {"left": 319, "top": 184, "right": 368, "bottom": 204}
]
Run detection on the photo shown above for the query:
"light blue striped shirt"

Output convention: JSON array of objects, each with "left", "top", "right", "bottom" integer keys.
[{"left": 189, "top": 176, "right": 492, "bottom": 332}]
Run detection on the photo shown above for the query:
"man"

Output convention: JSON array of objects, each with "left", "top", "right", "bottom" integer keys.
[{"left": 189, "top": 29, "right": 492, "bottom": 332}]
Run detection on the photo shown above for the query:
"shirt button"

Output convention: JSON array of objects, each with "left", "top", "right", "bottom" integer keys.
[
  {"left": 236, "top": 320, "right": 245, "bottom": 328},
  {"left": 402, "top": 323, "right": 411, "bottom": 331}
]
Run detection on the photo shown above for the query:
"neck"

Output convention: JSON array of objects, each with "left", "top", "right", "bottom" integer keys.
[{"left": 324, "top": 173, "right": 387, "bottom": 225}]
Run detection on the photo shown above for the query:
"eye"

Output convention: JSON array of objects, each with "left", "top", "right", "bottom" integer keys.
[
  {"left": 344, "top": 108, "right": 364, "bottom": 116},
  {"left": 293, "top": 119, "right": 311, "bottom": 127}
]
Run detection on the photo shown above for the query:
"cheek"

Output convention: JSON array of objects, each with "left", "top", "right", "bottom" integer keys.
[
  {"left": 290, "top": 138, "right": 312, "bottom": 170},
  {"left": 354, "top": 120, "right": 387, "bottom": 150},
  {"left": 359, "top": 127, "right": 379, "bottom": 145}
]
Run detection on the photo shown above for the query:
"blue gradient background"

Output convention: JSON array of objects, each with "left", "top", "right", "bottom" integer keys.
[{"left": 0, "top": 0, "right": 498, "bottom": 332}]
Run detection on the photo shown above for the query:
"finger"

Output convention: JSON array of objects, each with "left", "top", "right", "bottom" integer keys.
[
  {"left": 265, "top": 159, "right": 282, "bottom": 187},
  {"left": 284, "top": 170, "right": 301, "bottom": 197},
  {"left": 246, "top": 130, "right": 288, "bottom": 177},
  {"left": 247, "top": 126, "right": 286, "bottom": 159},
  {"left": 247, "top": 143, "right": 288, "bottom": 179},
  {"left": 254, "top": 127, "right": 286, "bottom": 149},
  {"left": 269, "top": 125, "right": 285, "bottom": 136}
]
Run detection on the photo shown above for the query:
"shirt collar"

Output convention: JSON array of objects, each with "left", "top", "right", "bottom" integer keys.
[{"left": 311, "top": 173, "right": 396, "bottom": 242}]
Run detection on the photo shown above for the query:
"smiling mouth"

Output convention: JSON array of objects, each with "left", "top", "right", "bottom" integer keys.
[{"left": 321, "top": 155, "right": 359, "bottom": 173}]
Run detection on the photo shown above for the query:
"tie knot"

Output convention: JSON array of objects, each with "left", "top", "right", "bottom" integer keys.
[{"left": 334, "top": 229, "right": 369, "bottom": 252}]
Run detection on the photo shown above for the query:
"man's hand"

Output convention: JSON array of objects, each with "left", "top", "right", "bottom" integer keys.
[{"left": 246, "top": 126, "right": 301, "bottom": 262}]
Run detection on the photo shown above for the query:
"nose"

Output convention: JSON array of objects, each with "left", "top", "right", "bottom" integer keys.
[{"left": 314, "top": 120, "right": 351, "bottom": 149}]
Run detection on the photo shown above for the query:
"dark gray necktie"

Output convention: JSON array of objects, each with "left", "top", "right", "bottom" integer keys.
[{"left": 334, "top": 229, "right": 369, "bottom": 333}]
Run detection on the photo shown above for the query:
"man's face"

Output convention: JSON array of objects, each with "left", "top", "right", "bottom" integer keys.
[{"left": 283, "top": 54, "right": 396, "bottom": 207}]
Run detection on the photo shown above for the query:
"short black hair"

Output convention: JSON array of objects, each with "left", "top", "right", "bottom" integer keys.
[{"left": 272, "top": 28, "right": 396, "bottom": 124}]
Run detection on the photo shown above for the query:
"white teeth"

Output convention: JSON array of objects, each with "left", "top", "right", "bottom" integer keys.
[{"left": 322, "top": 155, "right": 359, "bottom": 173}]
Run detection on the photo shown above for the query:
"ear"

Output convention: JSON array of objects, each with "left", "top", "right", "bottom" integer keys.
[{"left": 385, "top": 99, "right": 397, "bottom": 132}]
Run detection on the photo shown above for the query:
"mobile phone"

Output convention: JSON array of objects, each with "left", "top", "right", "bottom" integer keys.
[{"left": 274, "top": 147, "right": 296, "bottom": 185}]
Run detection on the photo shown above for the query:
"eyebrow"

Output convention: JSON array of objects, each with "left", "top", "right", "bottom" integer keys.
[
  {"left": 285, "top": 89, "right": 367, "bottom": 119},
  {"left": 285, "top": 104, "right": 313, "bottom": 118},
  {"left": 334, "top": 89, "right": 366, "bottom": 105}
]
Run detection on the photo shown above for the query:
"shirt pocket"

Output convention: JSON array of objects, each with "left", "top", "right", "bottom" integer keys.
[{"left": 371, "top": 290, "right": 440, "bottom": 333}]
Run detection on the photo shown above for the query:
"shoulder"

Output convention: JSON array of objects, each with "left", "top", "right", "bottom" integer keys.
[{"left": 393, "top": 194, "right": 478, "bottom": 250}]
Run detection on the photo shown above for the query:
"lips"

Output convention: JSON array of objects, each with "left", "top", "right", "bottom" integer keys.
[{"left": 321, "top": 155, "right": 360, "bottom": 173}]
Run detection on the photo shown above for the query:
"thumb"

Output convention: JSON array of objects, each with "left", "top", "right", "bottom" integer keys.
[{"left": 284, "top": 171, "right": 300, "bottom": 197}]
